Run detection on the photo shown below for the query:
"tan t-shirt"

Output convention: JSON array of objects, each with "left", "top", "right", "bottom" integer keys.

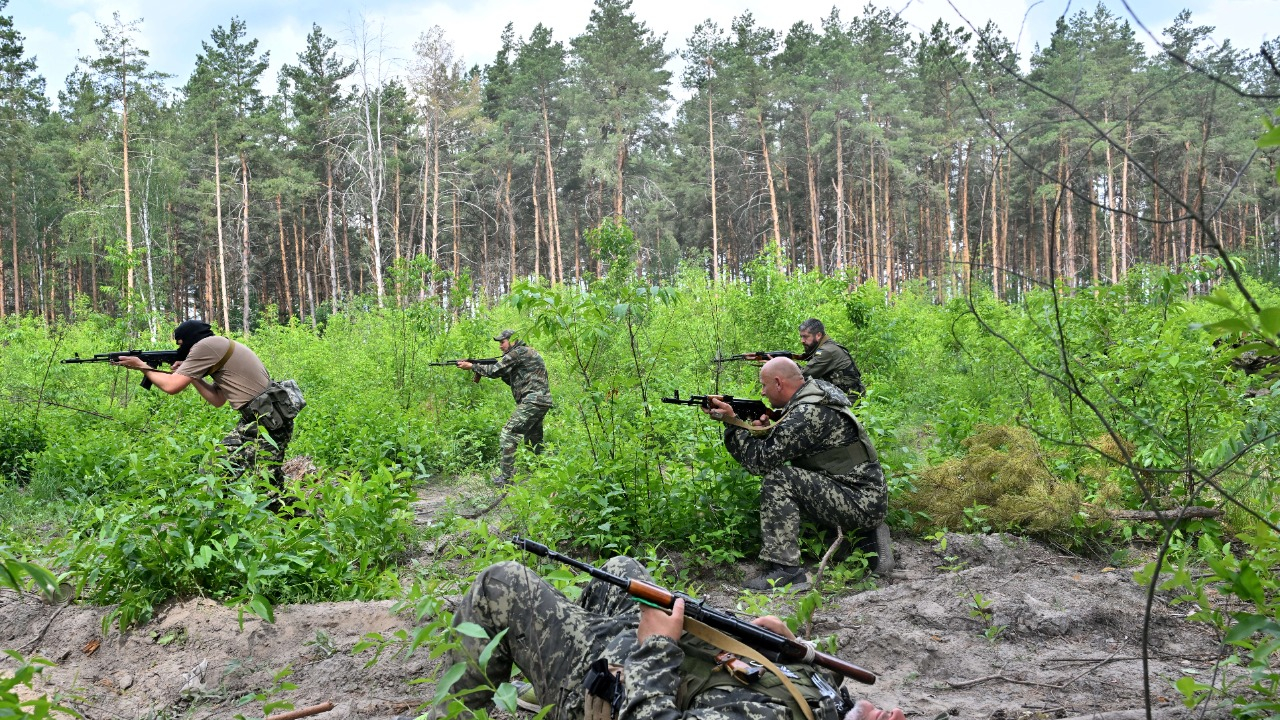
[{"left": 175, "top": 336, "right": 271, "bottom": 410}]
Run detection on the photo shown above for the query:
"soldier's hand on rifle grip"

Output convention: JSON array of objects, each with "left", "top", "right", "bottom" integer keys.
[
  {"left": 702, "top": 396, "right": 734, "bottom": 422},
  {"left": 457, "top": 360, "right": 473, "bottom": 370},
  {"left": 638, "top": 597, "right": 685, "bottom": 643}
]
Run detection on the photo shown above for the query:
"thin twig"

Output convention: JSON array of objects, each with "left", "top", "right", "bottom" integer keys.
[{"left": 17, "top": 601, "right": 70, "bottom": 653}]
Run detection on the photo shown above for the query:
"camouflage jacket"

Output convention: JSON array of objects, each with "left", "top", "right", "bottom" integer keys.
[
  {"left": 800, "top": 339, "right": 864, "bottom": 399},
  {"left": 473, "top": 340, "right": 553, "bottom": 405},
  {"left": 621, "top": 635, "right": 838, "bottom": 720},
  {"left": 723, "top": 379, "right": 877, "bottom": 480}
]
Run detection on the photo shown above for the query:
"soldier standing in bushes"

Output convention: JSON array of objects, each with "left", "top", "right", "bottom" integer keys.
[
  {"left": 112, "top": 320, "right": 303, "bottom": 494},
  {"left": 457, "top": 329, "right": 554, "bottom": 487},
  {"left": 704, "top": 357, "right": 891, "bottom": 591},
  {"left": 798, "top": 318, "right": 865, "bottom": 401}
]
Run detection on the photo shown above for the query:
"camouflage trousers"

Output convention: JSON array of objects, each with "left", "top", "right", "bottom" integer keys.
[
  {"left": 222, "top": 409, "right": 294, "bottom": 492},
  {"left": 759, "top": 463, "right": 887, "bottom": 566},
  {"left": 498, "top": 398, "right": 551, "bottom": 479},
  {"left": 434, "top": 557, "right": 646, "bottom": 720}
]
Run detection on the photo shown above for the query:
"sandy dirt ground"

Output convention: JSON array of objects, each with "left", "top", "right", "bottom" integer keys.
[{"left": 2, "top": 486, "right": 1232, "bottom": 720}]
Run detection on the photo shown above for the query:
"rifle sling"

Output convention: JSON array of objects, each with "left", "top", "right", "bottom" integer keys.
[
  {"left": 206, "top": 342, "right": 236, "bottom": 377},
  {"left": 722, "top": 415, "right": 773, "bottom": 437},
  {"left": 682, "top": 617, "right": 816, "bottom": 720}
]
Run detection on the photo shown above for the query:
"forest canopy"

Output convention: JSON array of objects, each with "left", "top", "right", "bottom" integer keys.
[{"left": 0, "top": 0, "right": 1275, "bottom": 329}]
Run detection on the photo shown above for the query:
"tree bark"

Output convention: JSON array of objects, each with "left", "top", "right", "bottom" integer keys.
[
  {"left": 213, "top": 131, "right": 230, "bottom": 331},
  {"left": 276, "top": 194, "right": 293, "bottom": 316},
  {"left": 239, "top": 151, "right": 251, "bottom": 335}
]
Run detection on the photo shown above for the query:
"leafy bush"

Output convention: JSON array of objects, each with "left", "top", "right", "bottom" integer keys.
[{"left": 0, "top": 415, "right": 45, "bottom": 486}]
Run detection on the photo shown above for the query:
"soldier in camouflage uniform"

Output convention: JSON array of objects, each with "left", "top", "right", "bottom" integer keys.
[
  {"left": 429, "top": 557, "right": 905, "bottom": 720},
  {"left": 458, "top": 329, "right": 554, "bottom": 486},
  {"left": 704, "top": 358, "right": 890, "bottom": 590},
  {"left": 798, "top": 319, "right": 864, "bottom": 401},
  {"left": 111, "top": 320, "right": 300, "bottom": 493}
]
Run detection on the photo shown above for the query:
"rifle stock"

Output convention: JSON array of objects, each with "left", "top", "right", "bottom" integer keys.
[{"left": 511, "top": 536, "right": 875, "bottom": 685}]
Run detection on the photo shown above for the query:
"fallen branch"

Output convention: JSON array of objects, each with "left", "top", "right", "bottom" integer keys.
[
  {"left": 1108, "top": 507, "right": 1222, "bottom": 521},
  {"left": 1053, "top": 710, "right": 1182, "bottom": 720},
  {"left": 949, "top": 649, "right": 1119, "bottom": 690},
  {"left": 266, "top": 702, "right": 335, "bottom": 720},
  {"left": 17, "top": 601, "right": 69, "bottom": 653}
]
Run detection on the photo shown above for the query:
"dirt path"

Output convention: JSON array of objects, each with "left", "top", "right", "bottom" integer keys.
[{"left": 3, "top": 491, "right": 1229, "bottom": 720}]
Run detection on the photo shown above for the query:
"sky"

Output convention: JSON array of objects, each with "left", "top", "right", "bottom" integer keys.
[{"left": 7, "top": 0, "right": 1277, "bottom": 106}]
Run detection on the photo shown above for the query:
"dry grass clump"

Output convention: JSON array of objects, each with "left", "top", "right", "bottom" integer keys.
[{"left": 908, "top": 425, "right": 1083, "bottom": 533}]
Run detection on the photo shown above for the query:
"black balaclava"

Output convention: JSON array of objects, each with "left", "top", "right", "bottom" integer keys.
[{"left": 173, "top": 320, "right": 216, "bottom": 361}]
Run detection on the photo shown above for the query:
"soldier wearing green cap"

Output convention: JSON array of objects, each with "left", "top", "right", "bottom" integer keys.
[{"left": 458, "top": 330, "right": 554, "bottom": 486}]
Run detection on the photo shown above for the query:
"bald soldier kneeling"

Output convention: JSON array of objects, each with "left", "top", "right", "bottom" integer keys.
[{"left": 704, "top": 358, "right": 892, "bottom": 590}]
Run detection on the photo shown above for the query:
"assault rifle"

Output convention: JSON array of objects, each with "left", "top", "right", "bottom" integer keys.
[
  {"left": 712, "top": 350, "right": 799, "bottom": 364},
  {"left": 661, "top": 391, "right": 782, "bottom": 422},
  {"left": 512, "top": 536, "right": 876, "bottom": 686},
  {"left": 62, "top": 349, "right": 183, "bottom": 390},
  {"left": 428, "top": 357, "right": 499, "bottom": 383}
]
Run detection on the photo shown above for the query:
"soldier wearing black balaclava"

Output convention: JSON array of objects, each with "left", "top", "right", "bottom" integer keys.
[{"left": 112, "top": 321, "right": 302, "bottom": 494}]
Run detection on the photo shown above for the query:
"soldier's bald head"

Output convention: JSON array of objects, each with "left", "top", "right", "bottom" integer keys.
[
  {"left": 760, "top": 358, "right": 805, "bottom": 408},
  {"left": 760, "top": 357, "right": 803, "bottom": 383}
]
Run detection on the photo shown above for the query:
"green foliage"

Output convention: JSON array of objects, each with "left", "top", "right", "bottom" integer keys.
[
  {"left": 0, "top": 651, "right": 76, "bottom": 719},
  {"left": 61, "top": 465, "right": 413, "bottom": 631},
  {"left": 0, "top": 415, "right": 45, "bottom": 486}
]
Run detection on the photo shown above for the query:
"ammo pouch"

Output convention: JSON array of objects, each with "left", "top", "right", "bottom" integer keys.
[{"left": 242, "top": 380, "right": 305, "bottom": 431}]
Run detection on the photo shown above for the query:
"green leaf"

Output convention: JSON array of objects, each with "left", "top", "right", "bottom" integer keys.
[
  {"left": 432, "top": 662, "right": 467, "bottom": 703},
  {"left": 1257, "top": 124, "right": 1280, "bottom": 149},
  {"left": 1203, "top": 317, "right": 1252, "bottom": 336},
  {"left": 1225, "top": 612, "right": 1279, "bottom": 644},
  {"left": 493, "top": 682, "right": 519, "bottom": 713},
  {"left": 476, "top": 628, "right": 509, "bottom": 670},
  {"left": 14, "top": 561, "right": 60, "bottom": 600},
  {"left": 1259, "top": 308, "right": 1280, "bottom": 336},
  {"left": 248, "top": 594, "right": 275, "bottom": 624},
  {"left": 454, "top": 622, "right": 490, "bottom": 640},
  {"left": 1204, "top": 289, "right": 1238, "bottom": 310}
]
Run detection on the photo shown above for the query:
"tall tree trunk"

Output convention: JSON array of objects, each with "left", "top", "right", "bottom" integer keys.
[
  {"left": 613, "top": 113, "right": 626, "bottom": 219},
  {"left": 505, "top": 162, "right": 516, "bottom": 288},
  {"left": 239, "top": 151, "right": 251, "bottom": 335},
  {"left": 8, "top": 185, "right": 16, "bottom": 315},
  {"left": 1088, "top": 148, "right": 1099, "bottom": 285},
  {"left": 755, "top": 110, "right": 782, "bottom": 269},
  {"left": 541, "top": 98, "right": 563, "bottom": 284},
  {"left": 803, "top": 113, "right": 820, "bottom": 274},
  {"left": 1104, "top": 112, "right": 1117, "bottom": 284},
  {"left": 1062, "top": 138, "right": 1076, "bottom": 284},
  {"left": 988, "top": 148, "right": 999, "bottom": 294},
  {"left": 121, "top": 68, "right": 135, "bottom": 309},
  {"left": 293, "top": 218, "right": 304, "bottom": 318},
  {"left": 533, "top": 156, "right": 543, "bottom": 279},
  {"left": 960, "top": 140, "right": 971, "bottom": 292},
  {"left": 326, "top": 160, "right": 339, "bottom": 312},
  {"left": 276, "top": 194, "right": 293, "bottom": 316},
  {"left": 709, "top": 92, "right": 720, "bottom": 281},
  {"left": 1121, "top": 122, "right": 1131, "bottom": 275},
  {"left": 452, "top": 190, "right": 460, "bottom": 281},
  {"left": 213, "top": 131, "right": 230, "bottom": 331},
  {"left": 393, "top": 142, "right": 402, "bottom": 306},
  {"left": 834, "top": 117, "right": 845, "bottom": 270}
]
